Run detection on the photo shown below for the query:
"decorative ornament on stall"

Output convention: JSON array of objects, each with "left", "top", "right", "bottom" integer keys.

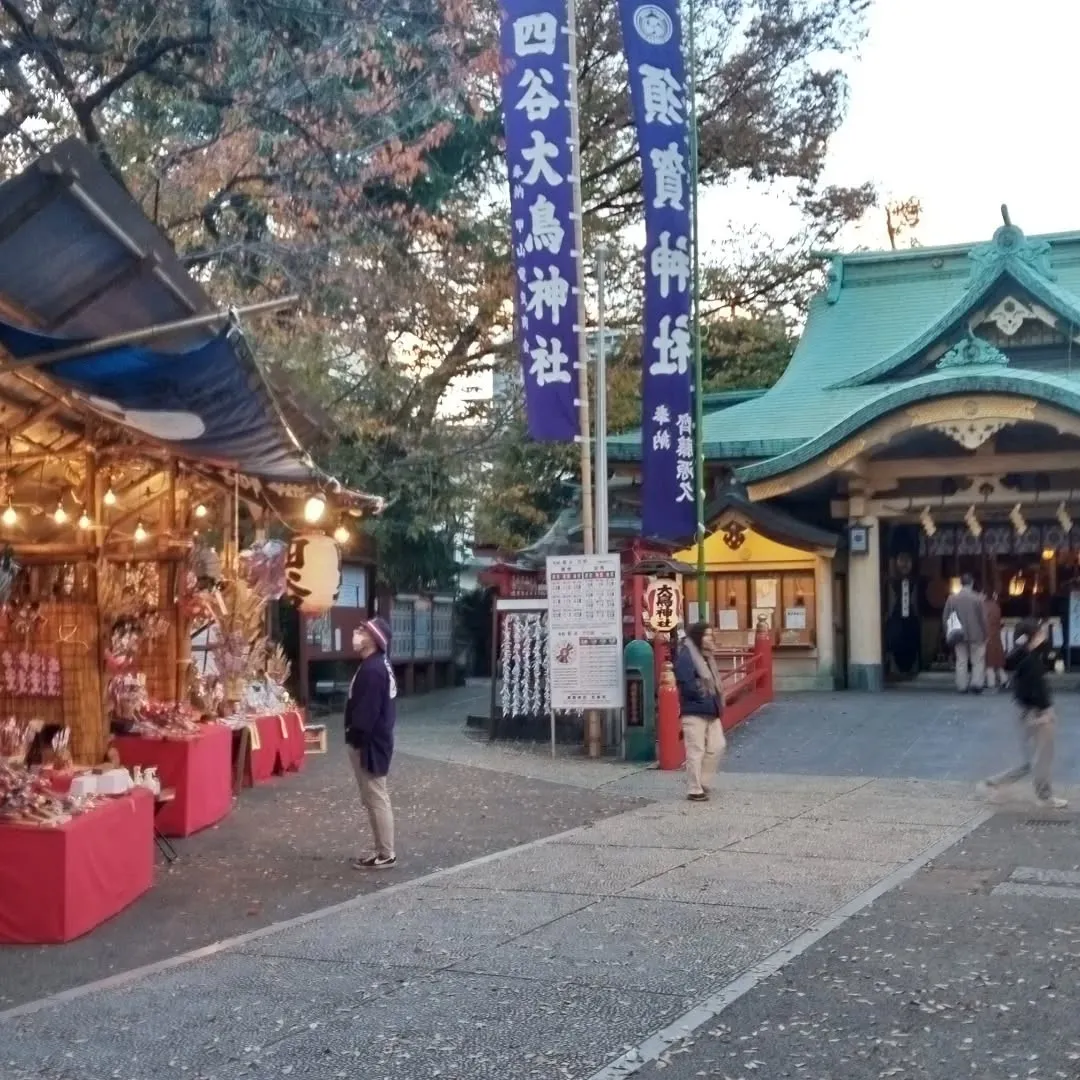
[
  {"left": 285, "top": 532, "right": 341, "bottom": 614},
  {"left": 192, "top": 540, "right": 223, "bottom": 593},
  {"left": 920, "top": 506, "right": 936, "bottom": 537},
  {"left": 1009, "top": 503, "right": 1027, "bottom": 536},
  {"left": 1057, "top": 502, "right": 1073, "bottom": 534},
  {"left": 0, "top": 547, "right": 18, "bottom": 605},
  {"left": 964, "top": 505, "right": 982, "bottom": 538},
  {"left": 239, "top": 540, "right": 287, "bottom": 600}
]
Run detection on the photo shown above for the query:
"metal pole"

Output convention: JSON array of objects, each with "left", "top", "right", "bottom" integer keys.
[
  {"left": 567, "top": 0, "right": 601, "bottom": 758},
  {"left": 686, "top": 0, "right": 708, "bottom": 621},
  {"left": 566, "top": 0, "right": 595, "bottom": 561},
  {"left": 1, "top": 295, "right": 301, "bottom": 371},
  {"left": 594, "top": 242, "right": 610, "bottom": 556}
]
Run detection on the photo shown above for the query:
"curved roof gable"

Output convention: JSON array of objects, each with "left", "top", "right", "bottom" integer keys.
[{"left": 831, "top": 225, "right": 1080, "bottom": 388}]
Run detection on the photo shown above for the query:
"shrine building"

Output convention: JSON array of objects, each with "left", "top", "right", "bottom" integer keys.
[{"left": 609, "top": 212, "right": 1080, "bottom": 691}]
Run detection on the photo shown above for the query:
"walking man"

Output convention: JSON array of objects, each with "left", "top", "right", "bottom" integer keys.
[
  {"left": 979, "top": 619, "right": 1067, "bottom": 809},
  {"left": 345, "top": 617, "right": 398, "bottom": 869},
  {"left": 943, "top": 574, "right": 988, "bottom": 693}
]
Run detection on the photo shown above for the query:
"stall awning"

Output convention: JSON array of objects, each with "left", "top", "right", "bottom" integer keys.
[
  {"left": 0, "top": 318, "right": 316, "bottom": 479},
  {"left": 0, "top": 138, "right": 381, "bottom": 513}
]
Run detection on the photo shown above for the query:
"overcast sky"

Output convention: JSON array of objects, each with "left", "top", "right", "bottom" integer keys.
[{"left": 701, "top": 0, "right": 1078, "bottom": 254}]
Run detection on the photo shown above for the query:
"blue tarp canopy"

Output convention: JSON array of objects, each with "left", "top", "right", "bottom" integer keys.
[
  {"left": 0, "top": 138, "right": 380, "bottom": 513},
  {"left": 0, "top": 319, "right": 310, "bottom": 480}
]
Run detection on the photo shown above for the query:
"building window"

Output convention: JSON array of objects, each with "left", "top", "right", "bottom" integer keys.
[
  {"left": 336, "top": 564, "right": 369, "bottom": 610},
  {"left": 685, "top": 571, "right": 816, "bottom": 647}
]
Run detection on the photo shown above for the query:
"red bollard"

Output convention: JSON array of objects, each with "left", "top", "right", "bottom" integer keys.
[
  {"left": 656, "top": 658, "right": 684, "bottom": 770},
  {"left": 753, "top": 628, "right": 774, "bottom": 701}
]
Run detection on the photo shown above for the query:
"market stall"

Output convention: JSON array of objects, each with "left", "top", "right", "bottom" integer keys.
[
  {"left": 0, "top": 761, "right": 155, "bottom": 944},
  {"left": 0, "top": 137, "right": 382, "bottom": 943}
]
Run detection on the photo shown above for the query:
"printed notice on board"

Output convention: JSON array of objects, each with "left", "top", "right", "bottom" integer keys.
[{"left": 546, "top": 554, "right": 624, "bottom": 710}]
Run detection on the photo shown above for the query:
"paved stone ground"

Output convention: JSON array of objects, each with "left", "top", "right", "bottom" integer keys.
[
  {"left": 0, "top": 773, "right": 985, "bottom": 1079},
  {"left": 715, "top": 690, "right": 1080, "bottom": 784},
  {"left": 3, "top": 686, "right": 1078, "bottom": 1080},
  {"left": 0, "top": 687, "right": 644, "bottom": 1008},
  {"left": 632, "top": 807, "right": 1080, "bottom": 1080}
]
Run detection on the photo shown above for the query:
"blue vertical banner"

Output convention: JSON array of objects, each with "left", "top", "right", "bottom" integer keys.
[
  {"left": 618, "top": 0, "right": 696, "bottom": 540},
  {"left": 499, "top": 0, "right": 583, "bottom": 442}
]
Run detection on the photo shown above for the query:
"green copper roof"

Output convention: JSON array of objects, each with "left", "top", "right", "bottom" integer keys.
[{"left": 608, "top": 220, "right": 1080, "bottom": 471}]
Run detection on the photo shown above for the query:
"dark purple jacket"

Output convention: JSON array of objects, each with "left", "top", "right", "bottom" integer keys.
[{"left": 345, "top": 650, "right": 396, "bottom": 777}]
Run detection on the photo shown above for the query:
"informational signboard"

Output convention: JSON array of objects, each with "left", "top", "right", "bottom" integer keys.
[{"left": 546, "top": 554, "right": 624, "bottom": 710}]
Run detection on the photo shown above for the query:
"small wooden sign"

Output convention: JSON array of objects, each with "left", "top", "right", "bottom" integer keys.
[{"left": 303, "top": 724, "right": 328, "bottom": 754}]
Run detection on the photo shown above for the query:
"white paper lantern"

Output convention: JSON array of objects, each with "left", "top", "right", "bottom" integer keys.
[{"left": 286, "top": 532, "right": 341, "bottom": 614}]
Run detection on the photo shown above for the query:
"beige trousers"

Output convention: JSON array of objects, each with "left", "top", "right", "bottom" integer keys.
[
  {"left": 985, "top": 707, "right": 1057, "bottom": 800},
  {"left": 347, "top": 747, "right": 395, "bottom": 857},
  {"left": 954, "top": 641, "right": 986, "bottom": 692},
  {"left": 682, "top": 714, "right": 725, "bottom": 795}
]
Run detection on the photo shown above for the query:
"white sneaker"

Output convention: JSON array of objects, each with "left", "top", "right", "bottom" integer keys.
[{"left": 1036, "top": 796, "right": 1069, "bottom": 810}]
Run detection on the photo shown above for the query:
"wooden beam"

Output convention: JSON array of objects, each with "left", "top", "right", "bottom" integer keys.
[
  {"left": 48, "top": 253, "right": 160, "bottom": 331},
  {"left": 866, "top": 451, "right": 1080, "bottom": 484},
  {"left": 836, "top": 487, "right": 1080, "bottom": 519},
  {"left": 0, "top": 171, "right": 73, "bottom": 246},
  {"left": 4, "top": 399, "right": 62, "bottom": 439}
]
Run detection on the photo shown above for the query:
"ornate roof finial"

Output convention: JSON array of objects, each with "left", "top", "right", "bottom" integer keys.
[
  {"left": 936, "top": 331, "right": 1010, "bottom": 370},
  {"left": 967, "top": 206, "right": 1055, "bottom": 282}
]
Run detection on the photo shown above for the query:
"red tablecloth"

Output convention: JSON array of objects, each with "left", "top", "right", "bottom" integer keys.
[
  {"left": 0, "top": 788, "right": 154, "bottom": 945},
  {"left": 112, "top": 724, "right": 233, "bottom": 837},
  {"left": 243, "top": 709, "right": 306, "bottom": 786}
]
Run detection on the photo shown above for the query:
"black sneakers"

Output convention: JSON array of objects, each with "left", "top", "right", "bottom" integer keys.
[{"left": 351, "top": 854, "right": 397, "bottom": 870}]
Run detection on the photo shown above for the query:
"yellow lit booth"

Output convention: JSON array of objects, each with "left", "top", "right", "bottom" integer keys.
[{"left": 676, "top": 484, "right": 839, "bottom": 691}]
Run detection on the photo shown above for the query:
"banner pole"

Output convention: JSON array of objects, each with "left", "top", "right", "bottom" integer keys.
[
  {"left": 567, "top": 0, "right": 602, "bottom": 759},
  {"left": 566, "top": 0, "right": 595, "bottom": 561},
  {"left": 686, "top": 0, "right": 708, "bottom": 620},
  {"left": 1, "top": 295, "right": 300, "bottom": 372},
  {"left": 594, "top": 241, "right": 610, "bottom": 556}
]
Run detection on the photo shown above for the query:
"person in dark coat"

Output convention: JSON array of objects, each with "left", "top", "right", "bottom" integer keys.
[
  {"left": 978, "top": 618, "right": 1067, "bottom": 809},
  {"left": 345, "top": 617, "right": 398, "bottom": 869},
  {"left": 674, "top": 622, "right": 726, "bottom": 802}
]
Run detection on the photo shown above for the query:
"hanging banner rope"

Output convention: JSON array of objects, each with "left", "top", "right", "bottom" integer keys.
[
  {"left": 618, "top": 0, "right": 696, "bottom": 540},
  {"left": 499, "top": 0, "right": 583, "bottom": 442}
]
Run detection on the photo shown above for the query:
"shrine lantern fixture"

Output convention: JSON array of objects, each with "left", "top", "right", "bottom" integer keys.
[{"left": 285, "top": 532, "right": 341, "bottom": 614}]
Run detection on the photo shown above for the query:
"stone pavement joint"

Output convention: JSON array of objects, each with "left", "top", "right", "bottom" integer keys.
[
  {"left": 0, "top": 774, "right": 993, "bottom": 1080},
  {"left": 582, "top": 808, "right": 993, "bottom": 1080},
  {"left": 992, "top": 881, "right": 1080, "bottom": 900}
]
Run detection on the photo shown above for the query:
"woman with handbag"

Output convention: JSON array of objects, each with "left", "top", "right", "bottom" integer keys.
[{"left": 674, "top": 622, "right": 726, "bottom": 802}]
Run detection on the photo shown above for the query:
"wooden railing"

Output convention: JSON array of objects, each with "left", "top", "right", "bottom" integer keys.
[{"left": 716, "top": 632, "right": 774, "bottom": 733}]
